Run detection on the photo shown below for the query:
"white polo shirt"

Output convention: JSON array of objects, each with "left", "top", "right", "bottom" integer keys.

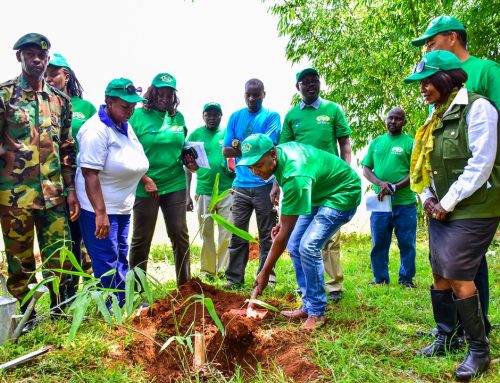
[{"left": 76, "top": 112, "right": 149, "bottom": 215}]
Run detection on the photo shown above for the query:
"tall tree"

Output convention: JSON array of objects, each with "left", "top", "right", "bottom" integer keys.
[{"left": 267, "top": 0, "right": 500, "bottom": 149}]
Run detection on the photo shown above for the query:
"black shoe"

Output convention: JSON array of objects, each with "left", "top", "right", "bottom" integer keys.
[
  {"left": 454, "top": 294, "right": 490, "bottom": 381},
  {"left": 399, "top": 281, "right": 416, "bottom": 288},
  {"left": 224, "top": 281, "right": 243, "bottom": 290},
  {"left": 328, "top": 290, "right": 343, "bottom": 302},
  {"left": 368, "top": 280, "right": 388, "bottom": 285},
  {"left": 416, "top": 288, "right": 461, "bottom": 357}
]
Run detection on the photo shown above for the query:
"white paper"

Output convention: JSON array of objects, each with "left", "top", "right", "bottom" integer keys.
[
  {"left": 184, "top": 141, "right": 210, "bottom": 169},
  {"left": 366, "top": 194, "right": 392, "bottom": 212}
]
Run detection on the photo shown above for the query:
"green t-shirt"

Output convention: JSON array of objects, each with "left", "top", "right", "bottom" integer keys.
[
  {"left": 361, "top": 133, "right": 415, "bottom": 206},
  {"left": 463, "top": 56, "right": 500, "bottom": 110},
  {"left": 130, "top": 108, "right": 187, "bottom": 197},
  {"left": 274, "top": 142, "right": 361, "bottom": 215},
  {"left": 187, "top": 126, "right": 234, "bottom": 195},
  {"left": 280, "top": 99, "right": 351, "bottom": 156},
  {"left": 71, "top": 97, "right": 97, "bottom": 153}
]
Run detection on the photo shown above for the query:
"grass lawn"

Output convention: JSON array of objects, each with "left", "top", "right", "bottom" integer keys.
[{"left": 0, "top": 230, "right": 498, "bottom": 382}]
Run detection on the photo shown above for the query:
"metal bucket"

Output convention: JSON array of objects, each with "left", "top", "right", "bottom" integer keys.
[{"left": 0, "top": 274, "right": 18, "bottom": 346}]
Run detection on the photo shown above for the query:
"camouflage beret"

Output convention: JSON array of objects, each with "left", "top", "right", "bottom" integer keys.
[{"left": 13, "top": 33, "right": 51, "bottom": 50}]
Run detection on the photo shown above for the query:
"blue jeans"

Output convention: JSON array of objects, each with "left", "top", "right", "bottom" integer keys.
[
  {"left": 287, "top": 206, "right": 356, "bottom": 316},
  {"left": 370, "top": 203, "right": 417, "bottom": 284},
  {"left": 80, "top": 209, "right": 130, "bottom": 306}
]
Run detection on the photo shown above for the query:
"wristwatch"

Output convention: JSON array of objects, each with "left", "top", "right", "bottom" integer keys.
[{"left": 232, "top": 139, "right": 240, "bottom": 148}]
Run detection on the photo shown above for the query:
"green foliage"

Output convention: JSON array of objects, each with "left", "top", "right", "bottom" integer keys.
[{"left": 266, "top": 0, "right": 500, "bottom": 150}]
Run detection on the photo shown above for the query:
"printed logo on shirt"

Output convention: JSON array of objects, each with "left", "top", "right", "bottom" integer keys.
[
  {"left": 73, "top": 112, "right": 85, "bottom": 120},
  {"left": 391, "top": 146, "right": 403, "bottom": 155},
  {"left": 171, "top": 126, "right": 184, "bottom": 133},
  {"left": 316, "top": 115, "right": 331, "bottom": 124}
]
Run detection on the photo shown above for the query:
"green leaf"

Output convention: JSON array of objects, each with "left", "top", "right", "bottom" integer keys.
[
  {"left": 91, "top": 291, "right": 113, "bottom": 325},
  {"left": 62, "top": 247, "right": 84, "bottom": 273},
  {"left": 50, "top": 269, "right": 94, "bottom": 279},
  {"left": 20, "top": 276, "right": 54, "bottom": 307},
  {"left": 101, "top": 268, "right": 117, "bottom": 278},
  {"left": 111, "top": 295, "right": 123, "bottom": 325},
  {"left": 209, "top": 188, "right": 231, "bottom": 212},
  {"left": 208, "top": 173, "right": 220, "bottom": 212},
  {"left": 202, "top": 297, "right": 225, "bottom": 336},
  {"left": 52, "top": 275, "right": 60, "bottom": 296},
  {"left": 159, "top": 336, "right": 178, "bottom": 353},
  {"left": 134, "top": 267, "right": 153, "bottom": 308},
  {"left": 245, "top": 298, "right": 279, "bottom": 312},
  {"left": 124, "top": 270, "right": 135, "bottom": 318},
  {"left": 210, "top": 213, "right": 257, "bottom": 243},
  {"left": 67, "top": 293, "right": 91, "bottom": 344},
  {"left": 185, "top": 335, "right": 193, "bottom": 353}
]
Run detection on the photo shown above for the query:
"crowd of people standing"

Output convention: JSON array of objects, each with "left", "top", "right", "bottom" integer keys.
[{"left": 0, "top": 13, "right": 498, "bottom": 381}]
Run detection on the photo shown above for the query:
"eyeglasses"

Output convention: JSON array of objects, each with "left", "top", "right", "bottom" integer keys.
[
  {"left": 110, "top": 84, "right": 142, "bottom": 94},
  {"left": 412, "top": 60, "right": 441, "bottom": 74}
]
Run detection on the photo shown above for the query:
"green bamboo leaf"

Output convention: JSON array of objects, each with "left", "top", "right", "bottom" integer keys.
[
  {"left": 67, "top": 293, "right": 91, "bottom": 344},
  {"left": 63, "top": 247, "right": 84, "bottom": 273},
  {"left": 245, "top": 298, "right": 279, "bottom": 312},
  {"left": 111, "top": 295, "right": 123, "bottom": 325},
  {"left": 202, "top": 297, "right": 225, "bottom": 336},
  {"left": 185, "top": 335, "right": 193, "bottom": 353},
  {"left": 134, "top": 267, "right": 153, "bottom": 308},
  {"left": 124, "top": 270, "right": 135, "bottom": 318},
  {"left": 20, "top": 276, "right": 55, "bottom": 307},
  {"left": 208, "top": 173, "right": 220, "bottom": 212},
  {"left": 52, "top": 275, "right": 60, "bottom": 295},
  {"left": 101, "top": 268, "right": 117, "bottom": 278},
  {"left": 210, "top": 213, "right": 257, "bottom": 243},
  {"left": 50, "top": 269, "right": 94, "bottom": 279},
  {"left": 210, "top": 188, "right": 231, "bottom": 210},
  {"left": 91, "top": 291, "right": 113, "bottom": 325}
]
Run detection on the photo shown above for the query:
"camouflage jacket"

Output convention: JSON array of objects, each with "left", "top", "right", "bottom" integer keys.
[{"left": 0, "top": 75, "right": 76, "bottom": 209}]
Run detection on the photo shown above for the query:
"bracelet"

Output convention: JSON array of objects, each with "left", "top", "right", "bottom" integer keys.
[{"left": 66, "top": 186, "right": 76, "bottom": 191}]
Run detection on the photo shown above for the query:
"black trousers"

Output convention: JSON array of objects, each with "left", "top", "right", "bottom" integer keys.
[
  {"left": 225, "top": 184, "right": 277, "bottom": 284},
  {"left": 129, "top": 189, "right": 191, "bottom": 286}
]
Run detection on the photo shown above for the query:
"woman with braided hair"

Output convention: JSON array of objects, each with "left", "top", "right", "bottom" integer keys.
[{"left": 46, "top": 53, "right": 96, "bottom": 300}]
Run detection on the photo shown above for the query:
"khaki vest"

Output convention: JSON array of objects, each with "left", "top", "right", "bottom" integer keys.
[{"left": 429, "top": 93, "right": 500, "bottom": 220}]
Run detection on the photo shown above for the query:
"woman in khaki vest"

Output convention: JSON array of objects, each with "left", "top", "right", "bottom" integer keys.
[{"left": 404, "top": 50, "right": 499, "bottom": 381}]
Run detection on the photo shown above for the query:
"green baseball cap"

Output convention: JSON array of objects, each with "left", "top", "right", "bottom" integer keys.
[
  {"left": 151, "top": 73, "right": 177, "bottom": 89},
  {"left": 403, "top": 50, "right": 463, "bottom": 84},
  {"left": 202, "top": 102, "right": 222, "bottom": 114},
  {"left": 411, "top": 15, "right": 466, "bottom": 47},
  {"left": 105, "top": 78, "right": 146, "bottom": 103},
  {"left": 296, "top": 67, "right": 319, "bottom": 82},
  {"left": 13, "top": 33, "right": 51, "bottom": 50},
  {"left": 237, "top": 134, "right": 275, "bottom": 167},
  {"left": 49, "top": 53, "right": 71, "bottom": 69}
]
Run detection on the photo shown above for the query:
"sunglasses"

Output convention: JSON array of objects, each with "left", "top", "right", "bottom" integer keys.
[
  {"left": 412, "top": 60, "right": 441, "bottom": 74},
  {"left": 110, "top": 84, "right": 142, "bottom": 94}
]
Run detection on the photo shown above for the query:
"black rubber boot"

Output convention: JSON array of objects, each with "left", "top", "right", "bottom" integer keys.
[
  {"left": 417, "top": 287, "right": 461, "bottom": 357},
  {"left": 454, "top": 294, "right": 490, "bottom": 381}
]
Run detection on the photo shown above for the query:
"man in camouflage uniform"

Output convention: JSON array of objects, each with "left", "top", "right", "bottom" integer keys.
[{"left": 0, "top": 33, "right": 78, "bottom": 321}]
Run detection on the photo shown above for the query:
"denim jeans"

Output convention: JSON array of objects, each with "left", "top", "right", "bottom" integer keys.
[
  {"left": 80, "top": 209, "right": 130, "bottom": 306},
  {"left": 287, "top": 206, "right": 356, "bottom": 316},
  {"left": 369, "top": 203, "right": 417, "bottom": 284}
]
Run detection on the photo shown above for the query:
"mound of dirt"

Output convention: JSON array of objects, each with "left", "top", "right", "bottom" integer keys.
[{"left": 119, "top": 279, "right": 325, "bottom": 382}]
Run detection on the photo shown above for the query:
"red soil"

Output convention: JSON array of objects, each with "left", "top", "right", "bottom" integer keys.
[{"left": 119, "top": 278, "right": 325, "bottom": 382}]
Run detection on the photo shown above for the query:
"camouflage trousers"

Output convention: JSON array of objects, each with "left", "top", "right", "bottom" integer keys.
[{"left": 0, "top": 203, "right": 72, "bottom": 302}]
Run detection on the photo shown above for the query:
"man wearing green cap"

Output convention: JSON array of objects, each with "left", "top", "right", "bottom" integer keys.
[
  {"left": 0, "top": 33, "right": 77, "bottom": 323},
  {"left": 412, "top": 15, "right": 500, "bottom": 337},
  {"left": 240, "top": 133, "right": 361, "bottom": 329},
  {"left": 278, "top": 67, "right": 352, "bottom": 302},
  {"left": 186, "top": 102, "right": 234, "bottom": 279}
]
